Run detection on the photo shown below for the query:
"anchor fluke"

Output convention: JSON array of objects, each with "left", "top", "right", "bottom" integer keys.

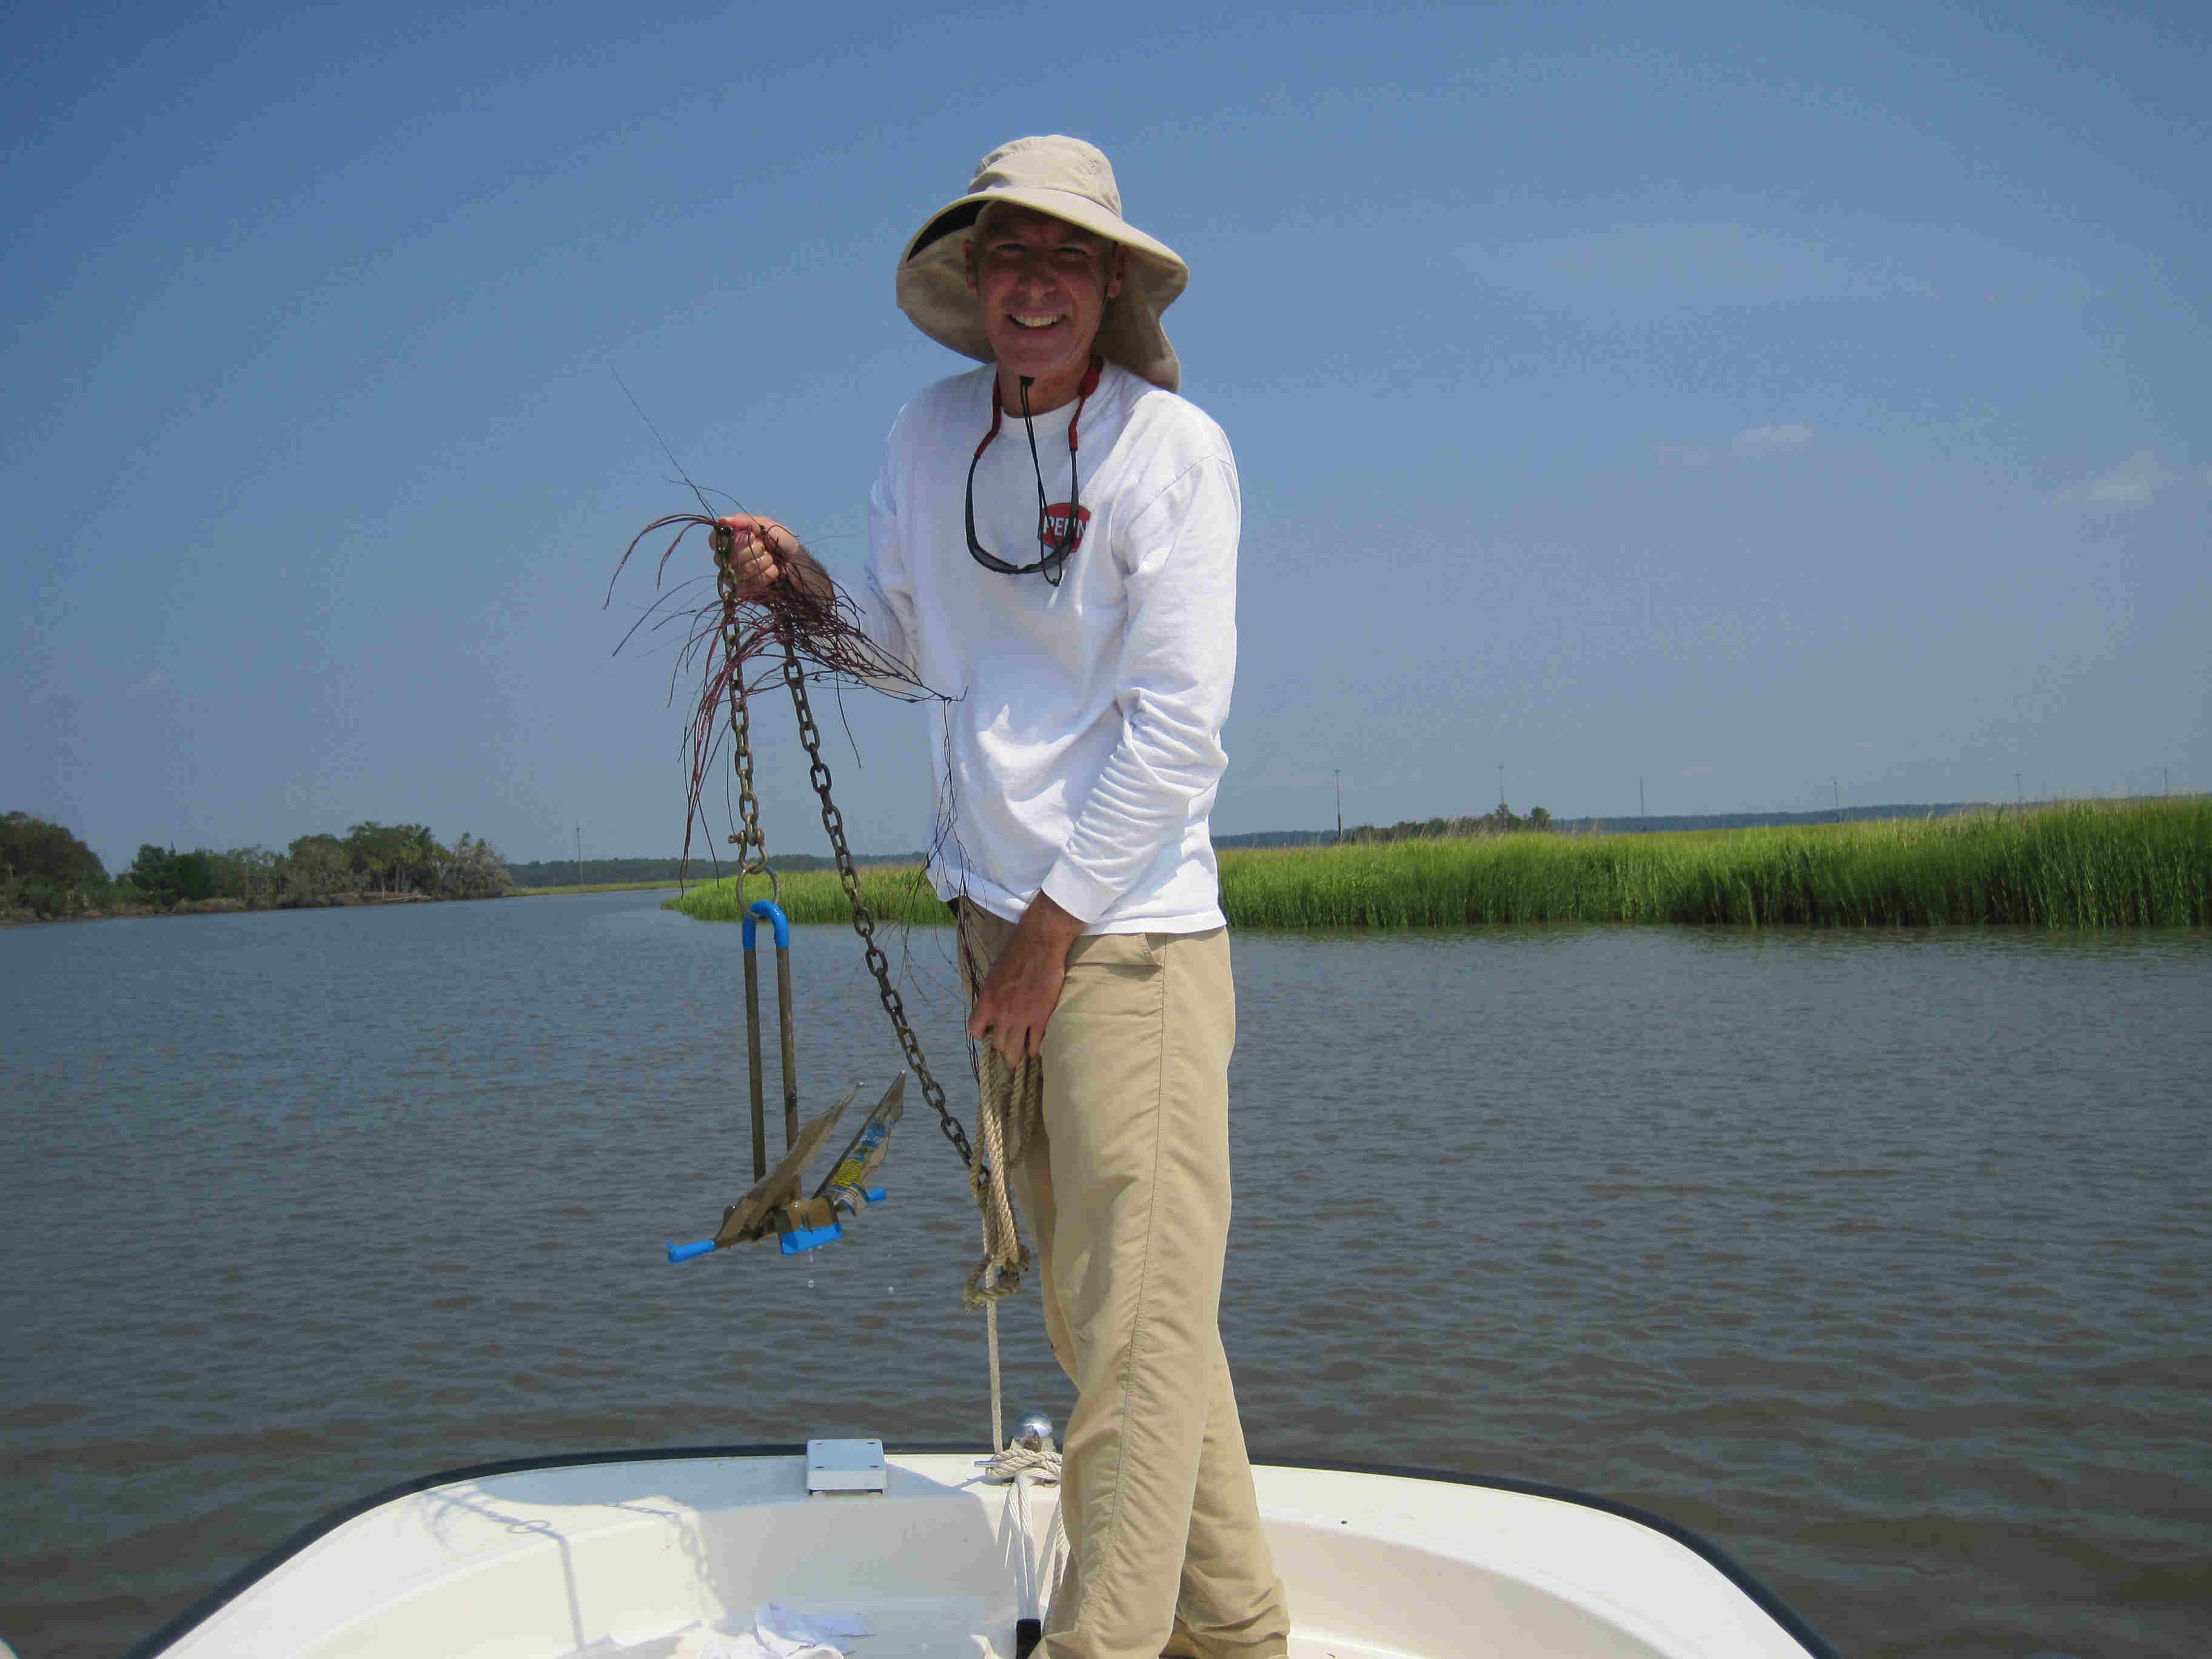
[
  {"left": 714, "top": 1083, "right": 861, "bottom": 1246},
  {"left": 665, "top": 1074, "right": 908, "bottom": 1264}
]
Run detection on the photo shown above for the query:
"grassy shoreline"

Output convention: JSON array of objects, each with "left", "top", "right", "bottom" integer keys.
[
  {"left": 513, "top": 879, "right": 686, "bottom": 897},
  {"left": 0, "top": 890, "right": 498, "bottom": 925},
  {"left": 663, "top": 799, "right": 2210, "bottom": 930}
]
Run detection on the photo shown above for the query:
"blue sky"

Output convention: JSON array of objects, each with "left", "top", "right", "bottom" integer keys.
[{"left": 8, "top": 0, "right": 2207, "bottom": 869}]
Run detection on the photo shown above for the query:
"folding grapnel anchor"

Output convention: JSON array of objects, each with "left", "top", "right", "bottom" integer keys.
[{"left": 666, "top": 897, "right": 907, "bottom": 1264}]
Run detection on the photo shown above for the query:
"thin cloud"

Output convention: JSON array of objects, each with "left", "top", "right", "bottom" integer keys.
[
  {"left": 2065, "top": 451, "right": 2180, "bottom": 508},
  {"left": 1660, "top": 426, "right": 1814, "bottom": 465},
  {"left": 1683, "top": 765, "right": 1714, "bottom": 778},
  {"left": 1731, "top": 423, "right": 1815, "bottom": 458}
]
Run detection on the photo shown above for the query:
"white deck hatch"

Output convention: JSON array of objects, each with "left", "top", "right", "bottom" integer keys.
[{"left": 805, "top": 1438, "right": 888, "bottom": 1495}]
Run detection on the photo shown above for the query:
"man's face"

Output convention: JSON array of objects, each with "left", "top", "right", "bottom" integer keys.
[{"left": 964, "top": 207, "right": 1128, "bottom": 394}]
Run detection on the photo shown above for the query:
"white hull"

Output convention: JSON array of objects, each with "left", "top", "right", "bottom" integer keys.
[{"left": 129, "top": 1449, "right": 1836, "bottom": 1658}]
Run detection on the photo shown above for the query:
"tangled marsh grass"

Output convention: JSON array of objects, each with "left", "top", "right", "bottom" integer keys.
[{"left": 665, "top": 799, "right": 2210, "bottom": 931}]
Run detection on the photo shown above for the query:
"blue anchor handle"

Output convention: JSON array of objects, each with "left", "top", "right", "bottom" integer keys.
[{"left": 740, "top": 900, "right": 791, "bottom": 950}]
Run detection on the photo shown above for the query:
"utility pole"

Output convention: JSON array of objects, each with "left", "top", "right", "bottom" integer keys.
[
  {"left": 1638, "top": 777, "right": 1645, "bottom": 820},
  {"left": 1333, "top": 771, "right": 1342, "bottom": 843},
  {"left": 1497, "top": 762, "right": 1506, "bottom": 813},
  {"left": 574, "top": 823, "right": 583, "bottom": 888},
  {"left": 2016, "top": 773, "right": 2023, "bottom": 806},
  {"left": 1833, "top": 778, "right": 1840, "bottom": 823}
]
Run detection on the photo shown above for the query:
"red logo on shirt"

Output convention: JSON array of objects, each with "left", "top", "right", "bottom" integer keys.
[{"left": 1039, "top": 503, "right": 1091, "bottom": 552}]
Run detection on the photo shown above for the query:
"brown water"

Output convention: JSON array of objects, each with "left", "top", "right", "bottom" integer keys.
[{"left": 4, "top": 893, "right": 2208, "bottom": 1658}]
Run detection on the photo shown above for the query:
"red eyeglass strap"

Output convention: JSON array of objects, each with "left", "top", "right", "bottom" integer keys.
[
  {"left": 975, "top": 354, "right": 1104, "bottom": 461},
  {"left": 974, "top": 395, "right": 1004, "bottom": 461},
  {"left": 1069, "top": 354, "right": 1103, "bottom": 453}
]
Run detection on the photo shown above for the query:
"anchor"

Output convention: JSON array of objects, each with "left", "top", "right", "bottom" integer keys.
[
  {"left": 666, "top": 897, "right": 907, "bottom": 1263},
  {"left": 654, "top": 520, "right": 972, "bottom": 1273}
]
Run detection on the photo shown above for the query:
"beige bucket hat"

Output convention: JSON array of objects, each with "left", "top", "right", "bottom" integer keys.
[{"left": 897, "top": 135, "right": 1190, "bottom": 392}]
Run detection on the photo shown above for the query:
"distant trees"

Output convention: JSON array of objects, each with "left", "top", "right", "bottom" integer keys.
[
  {"left": 1340, "top": 803, "right": 1555, "bottom": 845},
  {"left": 2, "top": 813, "right": 106, "bottom": 885},
  {"left": 2, "top": 812, "right": 516, "bottom": 919},
  {"left": 446, "top": 832, "right": 514, "bottom": 899},
  {"left": 2, "top": 813, "right": 111, "bottom": 917},
  {"left": 126, "top": 845, "right": 217, "bottom": 905},
  {"left": 209, "top": 845, "right": 280, "bottom": 903},
  {"left": 343, "top": 821, "right": 419, "bottom": 894},
  {"left": 502, "top": 851, "right": 920, "bottom": 888}
]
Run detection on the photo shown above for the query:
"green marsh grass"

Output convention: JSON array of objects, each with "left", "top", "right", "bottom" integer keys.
[
  {"left": 516, "top": 879, "right": 685, "bottom": 896},
  {"left": 667, "top": 863, "right": 950, "bottom": 927},
  {"left": 666, "top": 799, "right": 2210, "bottom": 930}
]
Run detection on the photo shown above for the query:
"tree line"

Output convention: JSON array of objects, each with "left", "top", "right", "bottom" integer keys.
[
  {"left": 2, "top": 812, "right": 514, "bottom": 920},
  {"left": 506, "top": 850, "right": 924, "bottom": 888},
  {"left": 1338, "top": 803, "right": 1553, "bottom": 844}
]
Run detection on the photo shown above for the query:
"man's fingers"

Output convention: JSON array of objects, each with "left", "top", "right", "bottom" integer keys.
[
  {"left": 970, "top": 1005, "right": 1036, "bottom": 1067},
  {"left": 714, "top": 517, "right": 789, "bottom": 558},
  {"left": 991, "top": 1013, "right": 1042, "bottom": 1066},
  {"left": 970, "top": 945, "right": 1065, "bottom": 1065},
  {"left": 723, "top": 534, "right": 782, "bottom": 598},
  {"left": 979, "top": 1009, "right": 1017, "bottom": 1065}
]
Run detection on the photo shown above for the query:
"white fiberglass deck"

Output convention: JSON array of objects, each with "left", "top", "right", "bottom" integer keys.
[{"left": 138, "top": 1451, "right": 1832, "bottom": 1659}]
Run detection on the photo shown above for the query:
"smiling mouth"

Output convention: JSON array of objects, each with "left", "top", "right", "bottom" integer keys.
[{"left": 1010, "top": 313, "right": 1065, "bottom": 330}]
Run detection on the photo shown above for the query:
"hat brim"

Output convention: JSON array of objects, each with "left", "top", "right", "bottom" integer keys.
[{"left": 896, "top": 186, "right": 1188, "bottom": 393}]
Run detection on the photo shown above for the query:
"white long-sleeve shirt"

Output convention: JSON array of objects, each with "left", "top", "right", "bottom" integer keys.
[{"left": 857, "top": 361, "right": 1238, "bottom": 933}]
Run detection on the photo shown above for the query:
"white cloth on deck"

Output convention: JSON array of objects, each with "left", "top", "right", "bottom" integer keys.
[{"left": 670, "top": 1602, "right": 872, "bottom": 1658}]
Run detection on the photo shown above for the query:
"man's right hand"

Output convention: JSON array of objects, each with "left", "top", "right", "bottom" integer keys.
[{"left": 713, "top": 515, "right": 813, "bottom": 601}]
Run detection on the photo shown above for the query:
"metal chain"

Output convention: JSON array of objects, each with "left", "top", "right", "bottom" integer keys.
[
  {"left": 711, "top": 535, "right": 771, "bottom": 890},
  {"left": 778, "top": 624, "right": 975, "bottom": 1170}
]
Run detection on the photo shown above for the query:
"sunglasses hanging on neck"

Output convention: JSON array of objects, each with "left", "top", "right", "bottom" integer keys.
[{"left": 965, "top": 355, "right": 1103, "bottom": 586}]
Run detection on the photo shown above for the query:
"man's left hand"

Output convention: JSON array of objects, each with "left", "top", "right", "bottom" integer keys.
[{"left": 968, "top": 893, "right": 1086, "bottom": 1065}]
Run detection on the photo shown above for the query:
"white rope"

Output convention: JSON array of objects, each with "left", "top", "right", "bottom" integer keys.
[
  {"left": 963, "top": 1054, "right": 1041, "bottom": 1309},
  {"left": 985, "top": 1438, "right": 1068, "bottom": 1634},
  {"left": 985, "top": 1442, "right": 1062, "bottom": 1483},
  {"left": 962, "top": 910, "right": 1067, "bottom": 1633},
  {"left": 982, "top": 1273, "right": 1068, "bottom": 1637},
  {"left": 987, "top": 1297, "right": 1004, "bottom": 1456},
  {"left": 957, "top": 905, "right": 1041, "bottom": 1312}
]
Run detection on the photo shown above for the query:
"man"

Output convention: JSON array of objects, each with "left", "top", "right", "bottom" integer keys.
[{"left": 717, "top": 135, "right": 1288, "bottom": 1659}]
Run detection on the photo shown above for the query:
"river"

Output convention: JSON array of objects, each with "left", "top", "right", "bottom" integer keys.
[{"left": 4, "top": 891, "right": 2207, "bottom": 1657}]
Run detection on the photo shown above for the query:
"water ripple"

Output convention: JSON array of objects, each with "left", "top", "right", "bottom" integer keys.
[{"left": 4, "top": 901, "right": 2210, "bottom": 1658}]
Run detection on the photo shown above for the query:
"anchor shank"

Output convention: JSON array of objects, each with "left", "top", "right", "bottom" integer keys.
[
  {"left": 775, "top": 940, "right": 799, "bottom": 1151},
  {"left": 742, "top": 940, "right": 767, "bottom": 1181}
]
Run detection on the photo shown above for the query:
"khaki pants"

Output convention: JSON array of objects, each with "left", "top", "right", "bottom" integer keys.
[{"left": 959, "top": 905, "right": 1291, "bottom": 1659}]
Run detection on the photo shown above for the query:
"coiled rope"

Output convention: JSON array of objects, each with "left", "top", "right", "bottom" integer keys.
[
  {"left": 965, "top": 1039, "right": 1043, "bottom": 1310},
  {"left": 971, "top": 1023, "right": 1063, "bottom": 1639}
]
